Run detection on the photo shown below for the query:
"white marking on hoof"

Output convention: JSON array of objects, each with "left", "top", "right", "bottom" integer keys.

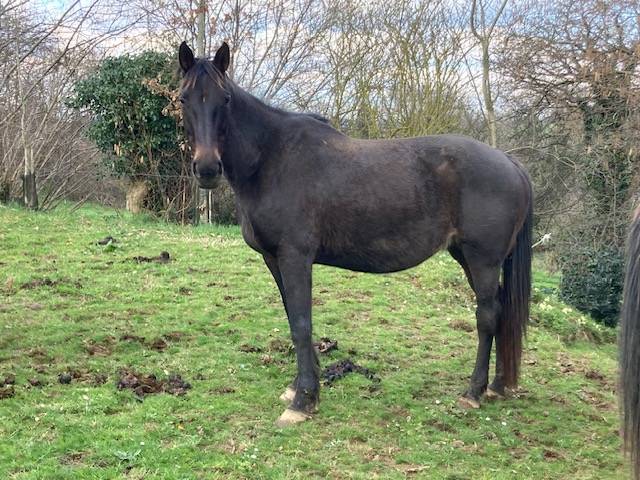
[
  {"left": 274, "top": 408, "right": 312, "bottom": 428},
  {"left": 484, "top": 388, "right": 505, "bottom": 400},
  {"left": 279, "top": 386, "right": 296, "bottom": 404},
  {"left": 457, "top": 396, "right": 480, "bottom": 409}
]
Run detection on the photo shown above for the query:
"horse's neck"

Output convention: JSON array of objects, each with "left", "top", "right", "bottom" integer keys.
[{"left": 223, "top": 85, "right": 282, "bottom": 189}]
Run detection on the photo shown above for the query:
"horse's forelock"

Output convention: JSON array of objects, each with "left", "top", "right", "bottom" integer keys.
[{"left": 183, "top": 60, "right": 226, "bottom": 90}]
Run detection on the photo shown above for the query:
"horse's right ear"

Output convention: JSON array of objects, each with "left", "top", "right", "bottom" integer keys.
[{"left": 179, "top": 42, "right": 195, "bottom": 73}]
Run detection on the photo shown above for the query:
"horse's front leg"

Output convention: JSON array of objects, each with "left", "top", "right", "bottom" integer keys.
[
  {"left": 263, "top": 254, "right": 296, "bottom": 404},
  {"left": 274, "top": 249, "right": 319, "bottom": 427}
]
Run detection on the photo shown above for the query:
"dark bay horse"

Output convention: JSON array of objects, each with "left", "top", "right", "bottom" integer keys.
[
  {"left": 620, "top": 205, "right": 640, "bottom": 479},
  {"left": 178, "top": 42, "right": 533, "bottom": 427}
]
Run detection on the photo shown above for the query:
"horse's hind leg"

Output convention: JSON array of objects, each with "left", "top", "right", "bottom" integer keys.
[{"left": 456, "top": 247, "right": 502, "bottom": 408}]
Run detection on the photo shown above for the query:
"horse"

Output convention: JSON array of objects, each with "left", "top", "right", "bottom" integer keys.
[
  {"left": 177, "top": 41, "right": 533, "bottom": 427},
  {"left": 620, "top": 205, "right": 640, "bottom": 479}
]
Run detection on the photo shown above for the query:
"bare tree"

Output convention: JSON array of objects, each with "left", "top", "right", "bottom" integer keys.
[{"left": 469, "top": 0, "right": 509, "bottom": 147}]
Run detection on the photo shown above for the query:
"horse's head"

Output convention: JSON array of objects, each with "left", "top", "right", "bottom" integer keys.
[{"left": 178, "top": 42, "right": 231, "bottom": 189}]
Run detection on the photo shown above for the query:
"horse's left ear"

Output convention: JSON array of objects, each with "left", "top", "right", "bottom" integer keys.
[{"left": 213, "top": 42, "right": 230, "bottom": 73}]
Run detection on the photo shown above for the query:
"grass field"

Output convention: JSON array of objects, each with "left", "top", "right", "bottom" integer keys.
[{"left": 0, "top": 204, "right": 625, "bottom": 479}]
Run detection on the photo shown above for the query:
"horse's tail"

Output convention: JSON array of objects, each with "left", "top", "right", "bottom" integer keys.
[
  {"left": 499, "top": 187, "right": 533, "bottom": 388},
  {"left": 621, "top": 206, "right": 640, "bottom": 480}
]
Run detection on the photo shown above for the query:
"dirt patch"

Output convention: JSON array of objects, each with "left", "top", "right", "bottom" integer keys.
[
  {"left": 585, "top": 369, "right": 612, "bottom": 389},
  {"left": 268, "top": 338, "right": 293, "bottom": 354},
  {"left": 162, "top": 331, "right": 185, "bottom": 341},
  {"left": 116, "top": 369, "right": 191, "bottom": 399},
  {"left": 120, "top": 332, "right": 184, "bottom": 352},
  {"left": 132, "top": 251, "right": 171, "bottom": 264},
  {"left": 450, "top": 319, "right": 474, "bottom": 332},
  {"left": 58, "top": 369, "right": 108, "bottom": 386},
  {"left": 21, "top": 278, "right": 58, "bottom": 289},
  {"left": 84, "top": 337, "right": 115, "bottom": 356},
  {"left": 322, "top": 359, "right": 381, "bottom": 385},
  {"left": 2, "top": 374, "right": 16, "bottom": 385},
  {"left": 20, "top": 277, "right": 82, "bottom": 290},
  {"left": 97, "top": 236, "right": 117, "bottom": 245},
  {"left": 149, "top": 338, "right": 169, "bottom": 351},
  {"left": 28, "top": 378, "right": 44, "bottom": 387},
  {"left": 0, "top": 385, "right": 15, "bottom": 399},
  {"left": 212, "top": 386, "right": 236, "bottom": 394},
  {"left": 314, "top": 337, "right": 338, "bottom": 354},
  {"left": 239, "top": 344, "right": 263, "bottom": 353},
  {"left": 120, "top": 334, "right": 146, "bottom": 343},
  {"left": 60, "top": 451, "right": 88, "bottom": 465}
]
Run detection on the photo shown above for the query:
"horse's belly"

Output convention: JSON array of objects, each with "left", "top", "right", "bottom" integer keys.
[{"left": 315, "top": 230, "right": 445, "bottom": 273}]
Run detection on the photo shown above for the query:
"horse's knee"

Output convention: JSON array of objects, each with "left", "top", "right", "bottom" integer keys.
[{"left": 476, "top": 298, "right": 500, "bottom": 334}]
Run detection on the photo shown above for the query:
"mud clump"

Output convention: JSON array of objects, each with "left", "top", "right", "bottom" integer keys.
[
  {"left": 116, "top": 369, "right": 191, "bottom": 399},
  {"left": 97, "top": 236, "right": 117, "bottom": 245},
  {"left": 120, "top": 334, "right": 146, "bottom": 343},
  {"left": 314, "top": 337, "right": 338, "bottom": 354},
  {"left": 322, "top": 359, "right": 381, "bottom": 385},
  {"left": 239, "top": 344, "right": 263, "bottom": 353},
  {"left": 0, "top": 385, "right": 14, "bottom": 399},
  {"left": 21, "top": 278, "right": 58, "bottom": 289},
  {"left": 132, "top": 251, "right": 171, "bottom": 264},
  {"left": 0, "top": 374, "right": 16, "bottom": 399},
  {"left": 149, "top": 338, "right": 168, "bottom": 351}
]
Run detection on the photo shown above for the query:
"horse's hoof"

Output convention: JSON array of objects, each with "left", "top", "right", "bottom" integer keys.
[
  {"left": 484, "top": 387, "right": 505, "bottom": 400},
  {"left": 457, "top": 396, "right": 480, "bottom": 409},
  {"left": 279, "top": 386, "right": 296, "bottom": 404},
  {"left": 275, "top": 408, "right": 312, "bottom": 428}
]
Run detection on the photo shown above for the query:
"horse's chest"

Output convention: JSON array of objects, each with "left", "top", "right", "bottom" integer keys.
[{"left": 239, "top": 213, "right": 277, "bottom": 256}]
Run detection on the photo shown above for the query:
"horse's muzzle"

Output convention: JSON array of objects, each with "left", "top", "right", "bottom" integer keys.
[{"left": 192, "top": 159, "right": 222, "bottom": 189}]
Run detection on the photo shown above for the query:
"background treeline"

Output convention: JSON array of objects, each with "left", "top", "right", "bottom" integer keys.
[{"left": 1, "top": 0, "right": 639, "bottom": 325}]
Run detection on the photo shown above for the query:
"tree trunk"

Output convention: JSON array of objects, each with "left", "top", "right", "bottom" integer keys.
[
  {"left": 23, "top": 146, "right": 38, "bottom": 209},
  {"left": 481, "top": 41, "right": 497, "bottom": 148},
  {"left": 126, "top": 181, "right": 149, "bottom": 214}
]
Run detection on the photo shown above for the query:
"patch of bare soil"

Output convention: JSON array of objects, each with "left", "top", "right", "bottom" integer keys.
[
  {"left": 84, "top": 337, "right": 116, "bottom": 356},
  {"left": 239, "top": 344, "right": 263, "bottom": 353},
  {"left": 0, "top": 374, "right": 16, "bottom": 399},
  {"left": 118, "top": 331, "right": 185, "bottom": 352},
  {"left": 20, "top": 277, "right": 82, "bottom": 290},
  {"left": 20, "top": 278, "right": 58, "bottom": 289},
  {"left": 120, "top": 334, "right": 146, "bottom": 343},
  {"left": 450, "top": 319, "right": 474, "bottom": 332},
  {"left": 60, "top": 451, "right": 88, "bottom": 465},
  {"left": 314, "top": 337, "right": 338, "bottom": 354},
  {"left": 116, "top": 369, "right": 191, "bottom": 399},
  {"left": 149, "top": 338, "right": 168, "bottom": 351},
  {"left": 58, "top": 369, "right": 108, "bottom": 386},
  {"left": 96, "top": 236, "right": 117, "bottom": 245},
  {"left": 267, "top": 338, "right": 293, "bottom": 354},
  {"left": 212, "top": 386, "right": 235, "bottom": 394},
  {"left": 132, "top": 251, "right": 171, "bottom": 264}
]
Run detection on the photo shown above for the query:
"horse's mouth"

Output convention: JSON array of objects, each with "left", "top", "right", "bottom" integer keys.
[{"left": 196, "top": 176, "right": 221, "bottom": 190}]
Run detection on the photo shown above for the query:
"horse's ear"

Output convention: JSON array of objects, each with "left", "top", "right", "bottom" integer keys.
[
  {"left": 179, "top": 41, "right": 195, "bottom": 73},
  {"left": 213, "top": 42, "right": 230, "bottom": 73}
]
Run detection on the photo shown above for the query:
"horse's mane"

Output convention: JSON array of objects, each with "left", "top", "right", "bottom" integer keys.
[{"left": 183, "top": 59, "right": 330, "bottom": 126}]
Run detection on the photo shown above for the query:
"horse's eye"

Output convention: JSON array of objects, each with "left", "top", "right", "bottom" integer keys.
[
  {"left": 224, "top": 94, "right": 231, "bottom": 104},
  {"left": 179, "top": 96, "right": 186, "bottom": 104}
]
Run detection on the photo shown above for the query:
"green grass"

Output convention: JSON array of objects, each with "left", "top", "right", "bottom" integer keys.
[{"left": 0, "top": 203, "right": 624, "bottom": 479}]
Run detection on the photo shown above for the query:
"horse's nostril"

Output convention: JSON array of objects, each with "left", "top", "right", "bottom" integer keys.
[{"left": 218, "top": 162, "right": 223, "bottom": 175}]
